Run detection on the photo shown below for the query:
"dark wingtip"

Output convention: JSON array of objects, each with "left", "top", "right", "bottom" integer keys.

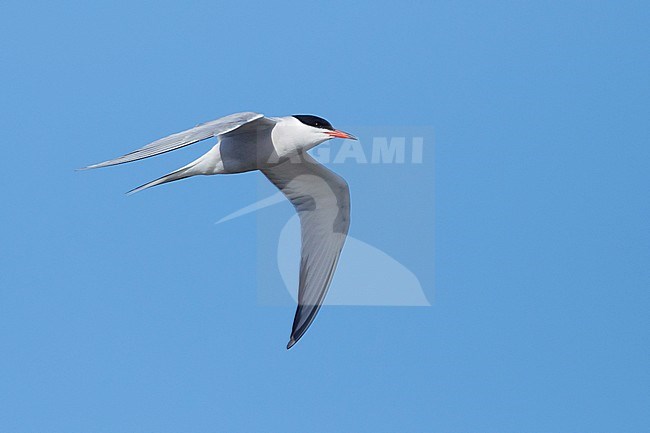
[
  {"left": 125, "top": 185, "right": 141, "bottom": 196},
  {"left": 286, "top": 338, "right": 297, "bottom": 350}
]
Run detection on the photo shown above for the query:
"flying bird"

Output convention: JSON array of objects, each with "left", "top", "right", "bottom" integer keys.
[{"left": 82, "top": 112, "right": 356, "bottom": 349}]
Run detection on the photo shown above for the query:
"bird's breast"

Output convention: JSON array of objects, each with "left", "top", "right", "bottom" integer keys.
[{"left": 269, "top": 123, "right": 322, "bottom": 163}]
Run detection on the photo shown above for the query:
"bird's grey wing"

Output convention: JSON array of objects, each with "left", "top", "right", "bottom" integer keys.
[
  {"left": 82, "top": 112, "right": 274, "bottom": 169},
  {"left": 261, "top": 153, "right": 350, "bottom": 349}
]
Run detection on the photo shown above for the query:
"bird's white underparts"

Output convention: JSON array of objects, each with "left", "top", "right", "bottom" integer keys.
[{"left": 81, "top": 112, "right": 357, "bottom": 349}]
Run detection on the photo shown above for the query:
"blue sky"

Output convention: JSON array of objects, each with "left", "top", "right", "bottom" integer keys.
[{"left": 1, "top": 1, "right": 649, "bottom": 432}]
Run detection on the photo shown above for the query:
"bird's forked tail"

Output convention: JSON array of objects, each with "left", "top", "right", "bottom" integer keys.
[{"left": 127, "top": 164, "right": 198, "bottom": 195}]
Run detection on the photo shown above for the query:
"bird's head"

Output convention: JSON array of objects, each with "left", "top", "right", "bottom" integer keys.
[{"left": 291, "top": 115, "right": 357, "bottom": 148}]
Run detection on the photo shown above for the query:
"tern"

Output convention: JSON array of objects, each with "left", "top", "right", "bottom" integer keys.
[{"left": 82, "top": 112, "right": 356, "bottom": 349}]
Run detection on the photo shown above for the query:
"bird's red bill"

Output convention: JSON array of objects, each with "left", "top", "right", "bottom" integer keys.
[{"left": 327, "top": 130, "right": 357, "bottom": 140}]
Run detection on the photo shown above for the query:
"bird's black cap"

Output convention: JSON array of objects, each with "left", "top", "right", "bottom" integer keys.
[{"left": 292, "top": 115, "right": 334, "bottom": 131}]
